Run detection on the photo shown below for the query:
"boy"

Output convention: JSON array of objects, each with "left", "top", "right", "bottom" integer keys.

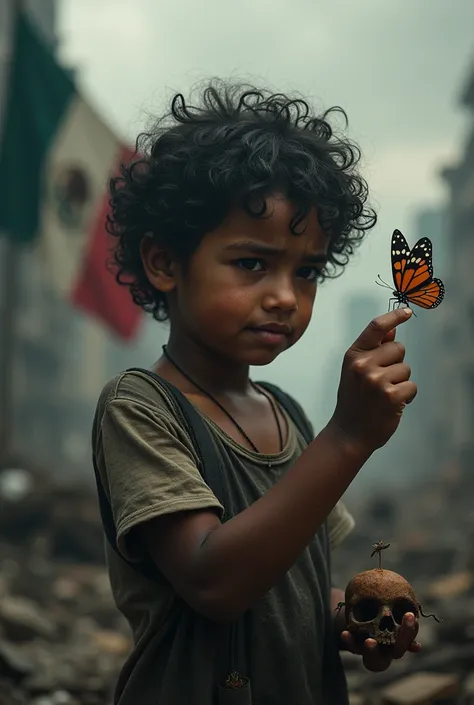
[{"left": 93, "top": 81, "right": 420, "bottom": 704}]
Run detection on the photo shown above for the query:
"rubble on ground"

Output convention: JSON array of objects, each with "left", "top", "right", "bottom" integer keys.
[
  {"left": 333, "top": 459, "right": 474, "bottom": 704},
  {"left": 1, "top": 457, "right": 474, "bottom": 704},
  {"left": 0, "top": 465, "right": 130, "bottom": 705}
]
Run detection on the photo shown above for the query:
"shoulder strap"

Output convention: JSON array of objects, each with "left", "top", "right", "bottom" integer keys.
[
  {"left": 92, "top": 452, "right": 163, "bottom": 581},
  {"left": 256, "top": 381, "right": 314, "bottom": 445},
  {"left": 92, "top": 369, "right": 228, "bottom": 583},
  {"left": 129, "top": 369, "right": 229, "bottom": 512}
]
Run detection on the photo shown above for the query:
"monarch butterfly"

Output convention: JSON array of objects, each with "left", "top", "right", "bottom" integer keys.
[{"left": 376, "top": 230, "right": 445, "bottom": 312}]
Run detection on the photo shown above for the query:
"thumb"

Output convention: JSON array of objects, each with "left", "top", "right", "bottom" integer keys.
[{"left": 353, "top": 308, "right": 412, "bottom": 352}]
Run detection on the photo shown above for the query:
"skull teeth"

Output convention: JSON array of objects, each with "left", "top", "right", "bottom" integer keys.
[{"left": 377, "top": 631, "right": 396, "bottom": 645}]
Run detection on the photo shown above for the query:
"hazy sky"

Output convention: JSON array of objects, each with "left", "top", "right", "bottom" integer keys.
[{"left": 58, "top": 0, "right": 474, "bottom": 426}]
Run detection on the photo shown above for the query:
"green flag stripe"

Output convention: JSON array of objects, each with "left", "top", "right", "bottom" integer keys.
[{"left": 0, "top": 12, "right": 76, "bottom": 243}]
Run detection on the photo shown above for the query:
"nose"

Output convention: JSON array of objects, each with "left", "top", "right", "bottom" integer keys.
[{"left": 261, "top": 275, "right": 298, "bottom": 313}]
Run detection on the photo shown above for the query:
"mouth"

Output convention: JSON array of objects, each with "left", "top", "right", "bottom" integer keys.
[
  {"left": 251, "top": 323, "right": 292, "bottom": 335},
  {"left": 247, "top": 323, "right": 292, "bottom": 346}
]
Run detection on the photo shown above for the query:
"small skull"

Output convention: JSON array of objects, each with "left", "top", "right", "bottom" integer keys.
[{"left": 345, "top": 569, "right": 419, "bottom": 647}]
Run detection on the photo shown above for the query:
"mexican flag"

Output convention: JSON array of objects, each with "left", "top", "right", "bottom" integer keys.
[{"left": 0, "top": 10, "right": 142, "bottom": 341}]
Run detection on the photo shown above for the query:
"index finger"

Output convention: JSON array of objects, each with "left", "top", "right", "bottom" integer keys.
[{"left": 352, "top": 308, "right": 412, "bottom": 352}]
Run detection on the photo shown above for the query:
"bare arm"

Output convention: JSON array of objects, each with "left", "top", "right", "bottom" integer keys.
[
  {"left": 139, "top": 424, "right": 369, "bottom": 621},
  {"left": 138, "top": 309, "right": 415, "bottom": 622}
]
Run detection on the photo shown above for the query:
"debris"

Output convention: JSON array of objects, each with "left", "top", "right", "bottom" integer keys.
[
  {"left": 380, "top": 672, "right": 460, "bottom": 704},
  {"left": 332, "top": 460, "right": 474, "bottom": 703},
  {"left": 0, "top": 467, "right": 129, "bottom": 704},
  {"left": 425, "top": 571, "right": 473, "bottom": 601},
  {"left": 2, "top": 455, "right": 474, "bottom": 703}
]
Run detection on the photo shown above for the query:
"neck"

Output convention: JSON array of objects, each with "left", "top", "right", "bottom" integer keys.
[{"left": 162, "top": 330, "right": 251, "bottom": 395}]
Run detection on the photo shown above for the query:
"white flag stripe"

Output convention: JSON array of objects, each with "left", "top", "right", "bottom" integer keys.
[{"left": 39, "top": 94, "right": 121, "bottom": 295}]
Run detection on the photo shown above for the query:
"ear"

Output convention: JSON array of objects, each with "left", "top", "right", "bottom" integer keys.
[{"left": 140, "top": 234, "right": 177, "bottom": 293}]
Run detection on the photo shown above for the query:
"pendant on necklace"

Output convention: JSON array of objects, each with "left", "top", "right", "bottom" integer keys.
[{"left": 267, "top": 461, "right": 272, "bottom": 469}]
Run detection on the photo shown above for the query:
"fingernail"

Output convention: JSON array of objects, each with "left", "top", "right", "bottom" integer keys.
[
  {"left": 406, "top": 613, "right": 415, "bottom": 625},
  {"left": 403, "top": 308, "right": 412, "bottom": 316}
]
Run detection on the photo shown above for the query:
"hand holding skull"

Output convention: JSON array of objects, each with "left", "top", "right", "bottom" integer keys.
[{"left": 337, "top": 542, "right": 440, "bottom": 672}]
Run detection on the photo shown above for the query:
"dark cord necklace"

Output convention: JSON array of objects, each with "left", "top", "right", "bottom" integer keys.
[{"left": 162, "top": 345, "right": 284, "bottom": 462}]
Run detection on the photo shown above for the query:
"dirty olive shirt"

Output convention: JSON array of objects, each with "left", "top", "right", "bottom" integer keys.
[{"left": 92, "top": 370, "right": 355, "bottom": 705}]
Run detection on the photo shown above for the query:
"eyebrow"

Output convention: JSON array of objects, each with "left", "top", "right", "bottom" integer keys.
[{"left": 223, "top": 240, "right": 328, "bottom": 264}]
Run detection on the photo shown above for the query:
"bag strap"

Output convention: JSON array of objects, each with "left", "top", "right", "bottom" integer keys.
[
  {"left": 92, "top": 369, "right": 229, "bottom": 583},
  {"left": 129, "top": 369, "right": 230, "bottom": 512},
  {"left": 93, "top": 452, "right": 163, "bottom": 581},
  {"left": 256, "top": 381, "right": 314, "bottom": 445}
]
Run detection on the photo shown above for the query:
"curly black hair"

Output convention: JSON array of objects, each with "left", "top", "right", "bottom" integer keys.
[{"left": 107, "top": 80, "right": 377, "bottom": 321}]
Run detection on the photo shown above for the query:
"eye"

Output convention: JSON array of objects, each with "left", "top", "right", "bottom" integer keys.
[
  {"left": 352, "top": 598, "right": 381, "bottom": 622},
  {"left": 392, "top": 598, "right": 417, "bottom": 625},
  {"left": 234, "top": 258, "right": 265, "bottom": 272},
  {"left": 297, "top": 266, "right": 322, "bottom": 282}
]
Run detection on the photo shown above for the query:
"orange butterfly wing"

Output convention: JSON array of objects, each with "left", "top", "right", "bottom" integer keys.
[
  {"left": 391, "top": 229, "right": 411, "bottom": 291},
  {"left": 390, "top": 229, "right": 444, "bottom": 310},
  {"left": 391, "top": 230, "right": 433, "bottom": 294},
  {"left": 406, "top": 278, "right": 445, "bottom": 309}
]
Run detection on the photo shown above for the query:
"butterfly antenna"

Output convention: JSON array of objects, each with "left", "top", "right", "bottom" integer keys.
[
  {"left": 376, "top": 274, "right": 392, "bottom": 289},
  {"left": 375, "top": 276, "right": 392, "bottom": 290}
]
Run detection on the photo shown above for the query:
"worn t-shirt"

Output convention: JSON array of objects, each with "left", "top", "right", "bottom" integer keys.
[{"left": 92, "top": 370, "right": 355, "bottom": 705}]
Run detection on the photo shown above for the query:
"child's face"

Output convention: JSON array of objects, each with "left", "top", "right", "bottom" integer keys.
[{"left": 164, "top": 194, "right": 327, "bottom": 366}]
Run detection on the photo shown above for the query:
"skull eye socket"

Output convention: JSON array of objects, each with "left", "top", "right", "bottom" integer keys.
[
  {"left": 392, "top": 598, "right": 417, "bottom": 624},
  {"left": 352, "top": 598, "right": 380, "bottom": 622}
]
